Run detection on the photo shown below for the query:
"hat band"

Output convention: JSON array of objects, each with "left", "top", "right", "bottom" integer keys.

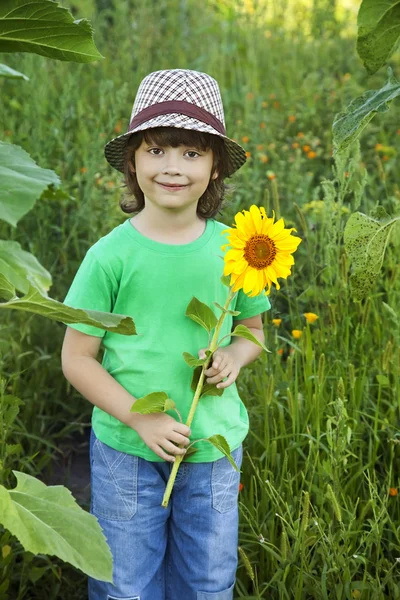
[{"left": 128, "top": 100, "right": 226, "bottom": 135}]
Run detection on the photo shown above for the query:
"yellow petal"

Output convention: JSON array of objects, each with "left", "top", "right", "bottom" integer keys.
[
  {"left": 249, "top": 205, "right": 263, "bottom": 233},
  {"left": 224, "top": 248, "right": 244, "bottom": 262},
  {"left": 268, "top": 218, "right": 285, "bottom": 237}
]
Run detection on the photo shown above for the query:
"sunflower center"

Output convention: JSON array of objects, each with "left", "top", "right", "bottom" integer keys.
[{"left": 244, "top": 234, "right": 276, "bottom": 269}]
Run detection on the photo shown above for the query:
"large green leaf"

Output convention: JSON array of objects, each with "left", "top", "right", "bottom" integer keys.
[
  {"left": 0, "top": 142, "right": 60, "bottom": 227},
  {"left": 0, "top": 240, "right": 52, "bottom": 294},
  {"left": 0, "top": 471, "right": 112, "bottom": 581},
  {"left": 130, "top": 391, "right": 176, "bottom": 415},
  {"left": 205, "top": 435, "right": 240, "bottom": 471},
  {"left": 344, "top": 209, "right": 398, "bottom": 300},
  {"left": 332, "top": 68, "right": 400, "bottom": 156},
  {"left": 230, "top": 324, "right": 269, "bottom": 353},
  {"left": 185, "top": 296, "right": 218, "bottom": 333},
  {"left": 0, "top": 275, "right": 137, "bottom": 335},
  {"left": 0, "top": 63, "right": 29, "bottom": 79},
  {"left": 182, "top": 350, "right": 212, "bottom": 368},
  {"left": 357, "top": 0, "right": 400, "bottom": 75},
  {"left": 0, "top": 0, "right": 103, "bottom": 62}
]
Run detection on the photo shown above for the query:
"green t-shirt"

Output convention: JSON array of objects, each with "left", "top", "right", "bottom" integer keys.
[{"left": 64, "top": 217, "right": 271, "bottom": 462}]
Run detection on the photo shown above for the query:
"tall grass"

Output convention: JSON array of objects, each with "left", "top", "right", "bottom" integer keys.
[{"left": 0, "top": 0, "right": 399, "bottom": 597}]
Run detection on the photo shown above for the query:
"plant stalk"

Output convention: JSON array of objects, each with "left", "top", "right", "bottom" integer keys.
[{"left": 161, "top": 287, "right": 236, "bottom": 507}]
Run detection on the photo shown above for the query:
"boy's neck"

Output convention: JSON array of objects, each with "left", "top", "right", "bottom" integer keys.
[{"left": 130, "top": 207, "right": 208, "bottom": 245}]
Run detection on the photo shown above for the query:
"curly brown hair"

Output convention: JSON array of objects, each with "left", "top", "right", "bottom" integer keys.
[{"left": 120, "top": 127, "right": 232, "bottom": 219}]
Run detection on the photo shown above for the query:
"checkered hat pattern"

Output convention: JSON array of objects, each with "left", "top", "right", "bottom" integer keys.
[{"left": 104, "top": 69, "right": 247, "bottom": 176}]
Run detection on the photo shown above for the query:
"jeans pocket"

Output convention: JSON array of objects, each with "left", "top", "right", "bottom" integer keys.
[
  {"left": 211, "top": 445, "right": 243, "bottom": 514},
  {"left": 91, "top": 438, "right": 138, "bottom": 521},
  {"left": 197, "top": 580, "right": 235, "bottom": 599}
]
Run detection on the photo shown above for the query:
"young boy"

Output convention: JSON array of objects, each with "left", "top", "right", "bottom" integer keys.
[{"left": 61, "top": 69, "right": 270, "bottom": 600}]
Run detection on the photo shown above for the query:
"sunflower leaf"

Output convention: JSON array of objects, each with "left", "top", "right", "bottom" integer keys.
[
  {"left": 231, "top": 325, "right": 270, "bottom": 353},
  {"left": 213, "top": 302, "right": 241, "bottom": 316},
  {"left": 357, "top": 0, "right": 400, "bottom": 75},
  {"left": 182, "top": 352, "right": 209, "bottom": 368},
  {"left": 220, "top": 274, "right": 231, "bottom": 287},
  {"left": 190, "top": 367, "right": 224, "bottom": 398},
  {"left": 205, "top": 435, "right": 240, "bottom": 471},
  {"left": 344, "top": 209, "right": 397, "bottom": 300},
  {"left": 130, "top": 392, "right": 176, "bottom": 414},
  {"left": 185, "top": 297, "right": 218, "bottom": 333}
]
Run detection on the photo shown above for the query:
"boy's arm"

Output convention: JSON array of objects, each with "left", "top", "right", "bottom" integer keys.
[
  {"left": 61, "top": 327, "right": 141, "bottom": 428},
  {"left": 61, "top": 327, "right": 191, "bottom": 462}
]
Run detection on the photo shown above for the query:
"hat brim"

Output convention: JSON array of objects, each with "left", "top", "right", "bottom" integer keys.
[{"left": 104, "top": 113, "right": 247, "bottom": 177}]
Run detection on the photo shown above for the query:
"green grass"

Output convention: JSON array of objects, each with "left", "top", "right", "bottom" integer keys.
[{"left": 0, "top": 0, "right": 399, "bottom": 597}]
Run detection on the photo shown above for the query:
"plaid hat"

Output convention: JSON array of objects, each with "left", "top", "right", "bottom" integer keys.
[{"left": 104, "top": 69, "right": 247, "bottom": 177}]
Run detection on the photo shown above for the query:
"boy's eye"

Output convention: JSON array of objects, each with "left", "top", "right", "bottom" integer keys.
[
  {"left": 186, "top": 151, "right": 201, "bottom": 158},
  {"left": 148, "top": 148, "right": 163, "bottom": 155}
]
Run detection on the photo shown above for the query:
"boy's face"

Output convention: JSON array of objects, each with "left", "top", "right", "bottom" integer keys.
[{"left": 133, "top": 137, "right": 218, "bottom": 216}]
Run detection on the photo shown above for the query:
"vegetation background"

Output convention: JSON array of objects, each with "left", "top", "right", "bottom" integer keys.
[{"left": 0, "top": 0, "right": 399, "bottom": 597}]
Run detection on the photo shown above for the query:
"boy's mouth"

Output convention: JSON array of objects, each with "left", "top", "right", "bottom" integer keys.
[{"left": 156, "top": 182, "right": 188, "bottom": 190}]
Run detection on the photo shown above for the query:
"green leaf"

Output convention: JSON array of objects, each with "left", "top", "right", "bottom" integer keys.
[
  {"left": 220, "top": 274, "right": 231, "bottom": 287},
  {"left": 376, "top": 374, "right": 390, "bottom": 386},
  {"left": 332, "top": 67, "right": 400, "bottom": 156},
  {"left": 0, "top": 0, "right": 104, "bottom": 63},
  {"left": 0, "top": 276, "right": 137, "bottom": 335},
  {"left": 0, "top": 240, "right": 52, "bottom": 294},
  {"left": 213, "top": 302, "right": 241, "bottom": 316},
  {"left": 182, "top": 351, "right": 210, "bottom": 368},
  {"left": 231, "top": 324, "right": 270, "bottom": 353},
  {"left": 357, "top": 0, "right": 400, "bottom": 75},
  {"left": 0, "top": 471, "right": 112, "bottom": 580},
  {"left": 205, "top": 435, "right": 240, "bottom": 471},
  {"left": 344, "top": 210, "right": 397, "bottom": 300},
  {"left": 0, "top": 63, "right": 29, "bottom": 80},
  {"left": 185, "top": 297, "right": 218, "bottom": 333},
  {"left": 0, "top": 142, "right": 60, "bottom": 227},
  {"left": 130, "top": 391, "right": 176, "bottom": 414},
  {"left": 190, "top": 367, "right": 224, "bottom": 398}
]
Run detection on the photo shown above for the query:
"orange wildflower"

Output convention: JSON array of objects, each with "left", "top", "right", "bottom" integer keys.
[
  {"left": 247, "top": 93, "right": 254, "bottom": 100},
  {"left": 389, "top": 488, "right": 398, "bottom": 497},
  {"left": 297, "top": 132, "right": 305, "bottom": 138},
  {"left": 259, "top": 154, "right": 269, "bottom": 163},
  {"left": 273, "top": 101, "right": 280, "bottom": 109},
  {"left": 375, "top": 143, "right": 383, "bottom": 151},
  {"left": 259, "top": 122, "right": 266, "bottom": 129},
  {"left": 239, "top": 482, "right": 244, "bottom": 492},
  {"left": 114, "top": 120, "right": 123, "bottom": 134},
  {"left": 107, "top": 181, "right": 115, "bottom": 188},
  {"left": 242, "top": 135, "right": 250, "bottom": 143},
  {"left": 267, "top": 171, "right": 276, "bottom": 180},
  {"left": 80, "top": 167, "right": 88, "bottom": 174},
  {"left": 307, "top": 151, "right": 316, "bottom": 159},
  {"left": 245, "top": 151, "right": 252, "bottom": 159},
  {"left": 256, "top": 144, "right": 265, "bottom": 151},
  {"left": 288, "top": 115, "right": 296, "bottom": 123},
  {"left": 344, "top": 171, "right": 350, "bottom": 178},
  {"left": 303, "top": 145, "right": 311, "bottom": 153},
  {"left": 277, "top": 348, "right": 284, "bottom": 356},
  {"left": 292, "top": 142, "right": 299, "bottom": 149},
  {"left": 383, "top": 155, "right": 389, "bottom": 161},
  {"left": 272, "top": 318, "right": 282, "bottom": 327},
  {"left": 292, "top": 330, "right": 302, "bottom": 339}
]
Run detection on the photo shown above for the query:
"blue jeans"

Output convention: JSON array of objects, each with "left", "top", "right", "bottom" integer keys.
[{"left": 88, "top": 428, "right": 243, "bottom": 600}]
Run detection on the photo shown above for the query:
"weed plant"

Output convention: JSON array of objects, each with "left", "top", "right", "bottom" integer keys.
[{"left": 0, "top": 0, "right": 399, "bottom": 597}]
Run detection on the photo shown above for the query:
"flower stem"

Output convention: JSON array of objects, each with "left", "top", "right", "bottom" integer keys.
[{"left": 161, "top": 287, "right": 236, "bottom": 508}]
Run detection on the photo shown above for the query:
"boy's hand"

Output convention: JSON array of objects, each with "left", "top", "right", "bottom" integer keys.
[
  {"left": 132, "top": 412, "right": 191, "bottom": 463},
  {"left": 198, "top": 346, "right": 241, "bottom": 390}
]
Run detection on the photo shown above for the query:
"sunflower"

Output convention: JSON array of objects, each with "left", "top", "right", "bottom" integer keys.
[{"left": 222, "top": 205, "right": 301, "bottom": 296}]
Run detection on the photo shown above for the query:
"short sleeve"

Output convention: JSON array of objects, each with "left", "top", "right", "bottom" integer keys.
[
  {"left": 233, "top": 289, "right": 271, "bottom": 321},
  {"left": 63, "top": 249, "right": 116, "bottom": 337}
]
